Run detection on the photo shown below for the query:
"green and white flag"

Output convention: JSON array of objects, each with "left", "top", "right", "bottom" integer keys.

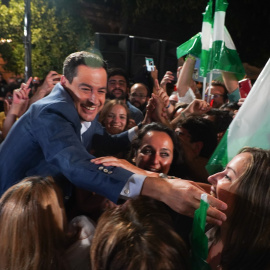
[
  {"left": 206, "top": 58, "right": 270, "bottom": 175},
  {"left": 191, "top": 194, "right": 211, "bottom": 270},
  {"left": 176, "top": 32, "right": 202, "bottom": 60},
  {"left": 209, "top": 0, "right": 245, "bottom": 81},
  {"left": 176, "top": 0, "right": 245, "bottom": 82},
  {"left": 200, "top": 0, "right": 213, "bottom": 78}
]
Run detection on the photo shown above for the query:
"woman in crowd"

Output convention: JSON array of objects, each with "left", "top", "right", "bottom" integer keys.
[
  {"left": 207, "top": 147, "right": 270, "bottom": 269},
  {"left": 91, "top": 121, "right": 186, "bottom": 178},
  {"left": 0, "top": 176, "right": 95, "bottom": 270},
  {"left": 90, "top": 196, "right": 190, "bottom": 270},
  {"left": 98, "top": 99, "right": 131, "bottom": 135}
]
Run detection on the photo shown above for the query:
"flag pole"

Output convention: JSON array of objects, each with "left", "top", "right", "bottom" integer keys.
[
  {"left": 202, "top": 77, "right": 207, "bottom": 100},
  {"left": 207, "top": 71, "right": 213, "bottom": 103},
  {"left": 24, "top": 0, "right": 32, "bottom": 81}
]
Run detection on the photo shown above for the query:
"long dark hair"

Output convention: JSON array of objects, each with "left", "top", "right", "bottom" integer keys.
[
  {"left": 220, "top": 147, "right": 270, "bottom": 269},
  {"left": 129, "top": 122, "right": 186, "bottom": 177}
]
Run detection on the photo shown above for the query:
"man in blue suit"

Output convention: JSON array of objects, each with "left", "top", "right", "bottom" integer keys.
[{"left": 0, "top": 51, "right": 227, "bottom": 225}]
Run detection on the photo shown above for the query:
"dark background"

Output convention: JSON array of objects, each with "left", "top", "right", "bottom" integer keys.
[
  {"left": 77, "top": 0, "right": 269, "bottom": 81},
  {"left": 77, "top": 0, "right": 269, "bottom": 69}
]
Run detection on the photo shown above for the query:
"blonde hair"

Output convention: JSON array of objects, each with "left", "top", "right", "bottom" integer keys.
[
  {"left": 0, "top": 176, "right": 68, "bottom": 270},
  {"left": 99, "top": 99, "right": 130, "bottom": 132}
]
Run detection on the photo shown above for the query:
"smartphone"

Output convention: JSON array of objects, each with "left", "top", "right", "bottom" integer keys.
[
  {"left": 239, "top": 78, "right": 252, "bottom": 98},
  {"left": 145, "top": 57, "right": 155, "bottom": 72}
]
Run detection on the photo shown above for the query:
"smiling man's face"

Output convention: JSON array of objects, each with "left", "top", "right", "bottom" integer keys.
[
  {"left": 107, "top": 75, "right": 127, "bottom": 100},
  {"left": 61, "top": 65, "right": 107, "bottom": 122}
]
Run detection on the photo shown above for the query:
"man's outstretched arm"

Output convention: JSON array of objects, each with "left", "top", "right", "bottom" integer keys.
[{"left": 141, "top": 176, "right": 227, "bottom": 226}]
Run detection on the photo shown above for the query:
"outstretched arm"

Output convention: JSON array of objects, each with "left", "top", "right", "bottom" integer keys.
[
  {"left": 91, "top": 156, "right": 159, "bottom": 177},
  {"left": 141, "top": 176, "right": 227, "bottom": 226},
  {"left": 91, "top": 156, "right": 227, "bottom": 226}
]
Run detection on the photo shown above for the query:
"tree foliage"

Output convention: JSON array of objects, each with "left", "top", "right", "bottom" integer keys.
[{"left": 0, "top": 0, "right": 94, "bottom": 78}]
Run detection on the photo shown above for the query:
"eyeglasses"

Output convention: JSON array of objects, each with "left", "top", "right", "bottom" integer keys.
[
  {"left": 204, "top": 94, "right": 224, "bottom": 99},
  {"left": 108, "top": 80, "right": 126, "bottom": 87},
  {"left": 130, "top": 93, "right": 147, "bottom": 99}
]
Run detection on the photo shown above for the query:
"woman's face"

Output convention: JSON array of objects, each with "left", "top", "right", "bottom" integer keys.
[
  {"left": 104, "top": 104, "right": 127, "bottom": 135},
  {"left": 135, "top": 131, "right": 174, "bottom": 174},
  {"left": 208, "top": 152, "right": 251, "bottom": 205}
]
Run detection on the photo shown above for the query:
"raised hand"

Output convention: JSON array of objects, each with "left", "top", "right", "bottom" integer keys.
[
  {"left": 8, "top": 77, "right": 32, "bottom": 117},
  {"left": 183, "top": 99, "right": 211, "bottom": 116},
  {"left": 30, "top": 71, "right": 61, "bottom": 105},
  {"left": 160, "top": 71, "right": 175, "bottom": 90},
  {"left": 2, "top": 77, "right": 32, "bottom": 138},
  {"left": 40, "top": 71, "right": 61, "bottom": 95}
]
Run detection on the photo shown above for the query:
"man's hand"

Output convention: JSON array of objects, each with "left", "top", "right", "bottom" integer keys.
[
  {"left": 91, "top": 156, "right": 159, "bottom": 177},
  {"left": 141, "top": 177, "right": 227, "bottom": 226}
]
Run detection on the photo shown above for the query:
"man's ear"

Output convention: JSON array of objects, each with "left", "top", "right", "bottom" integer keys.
[{"left": 60, "top": 75, "right": 67, "bottom": 86}]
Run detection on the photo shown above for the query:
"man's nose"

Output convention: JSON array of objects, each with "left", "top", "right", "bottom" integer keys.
[
  {"left": 88, "top": 91, "right": 97, "bottom": 103},
  {"left": 115, "top": 81, "right": 123, "bottom": 88}
]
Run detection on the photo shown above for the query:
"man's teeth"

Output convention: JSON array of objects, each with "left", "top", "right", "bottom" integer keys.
[{"left": 83, "top": 105, "right": 95, "bottom": 111}]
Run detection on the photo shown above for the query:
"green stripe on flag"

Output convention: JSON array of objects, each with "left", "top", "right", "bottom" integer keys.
[
  {"left": 191, "top": 195, "right": 211, "bottom": 270},
  {"left": 215, "top": 0, "right": 228, "bottom": 12},
  {"left": 176, "top": 33, "right": 202, "bottom": 59},
  {"left": 206, "top": 129, "right": 228, "bottom": 175}
]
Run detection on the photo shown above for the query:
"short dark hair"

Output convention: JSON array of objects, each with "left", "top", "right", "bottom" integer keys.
[
  {"left": 220, "top": 102, "right": 240, "bottom": 111},
  {"left": 205, "top": 108, "right": 233, "bottom": 133},
  {"left": 178, "top": 116, "right": 217, "bottom": 158},
  {"left": 63, "top": 51, "right": 107, "bottom": 84},
  {"left": 107, "top": 67, "right": 129, "bottom": 86},
  {"left": 211, "top": 80, "right": 228, "bottom": 102}
]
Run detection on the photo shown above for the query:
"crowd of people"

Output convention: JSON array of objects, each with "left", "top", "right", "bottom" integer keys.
[{"left": 0, "top": 50, "right": 269, "bottom": 270}]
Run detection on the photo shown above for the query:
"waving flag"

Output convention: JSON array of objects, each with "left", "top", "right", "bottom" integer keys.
[
  {"left": 209, "top": 0, "right": 245, "bottom": 80},
  {"left": 176, "top": 32, "right": 202, "bottom": 60},
  {"left": 206, "top": 58, "right": 270, "bottom": 175},
  {"left": 200, "top": 0, "right": 213, "bottom": 78},
  {"left": 176, "top": 0, "right": 245, "bottom": 81}
]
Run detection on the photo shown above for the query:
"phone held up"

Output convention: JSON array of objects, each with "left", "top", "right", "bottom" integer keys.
[
  {"left": 145, "top": 57, "right": 155, "bottom": 72},
  {"left": 239, "top": 78, "right": 252, "bottom": 98}
]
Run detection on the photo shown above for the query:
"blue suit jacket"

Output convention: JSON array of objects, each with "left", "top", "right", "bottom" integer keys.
[{"left": 0, "top": 83, "right": 133, "bottom": 202}]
